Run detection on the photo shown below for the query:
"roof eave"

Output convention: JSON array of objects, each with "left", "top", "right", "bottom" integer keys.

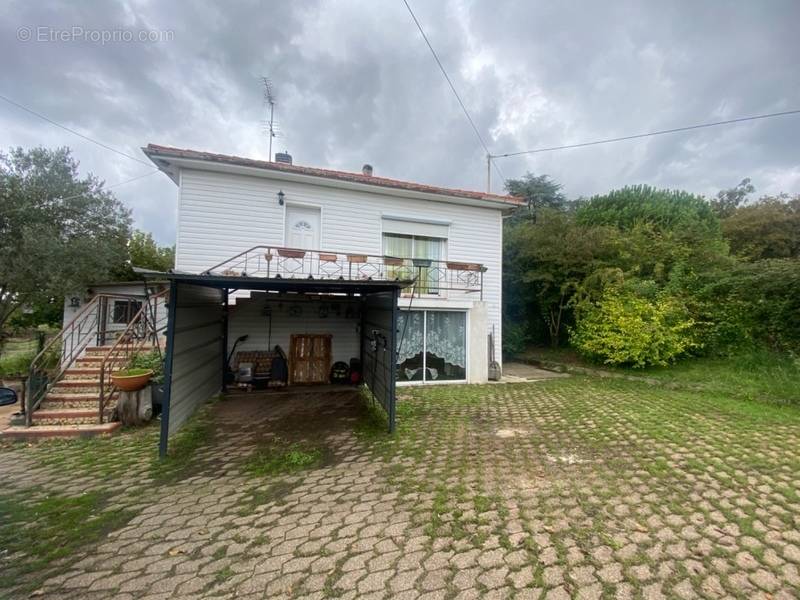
[{"left": 143, "top": 147, "right": 523, "bottom": 211}]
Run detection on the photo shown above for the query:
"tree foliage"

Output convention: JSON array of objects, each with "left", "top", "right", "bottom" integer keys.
[
  {"left": 504, "top": 209, "right": 618, "bottom": 347},
  {"left": 0, "top": 147, "right": 131, "bottom": 336},
  {"left": 571, "top": 286, "right": 698, "bottom": 368},
  {"left": 721, "top": 194, "right": 800, "bottom": 260},
  {"left": 505, "top": 172, "right": 567, "bottom": 218},
  {"left": 112, "top": 230, "right": 175, "bottom": 280},
  {"left": 577, "top": 185, "right": 719, "bottom": 233},
  {"left": 710, "top": 178, "right": 755, "bottom": 218}
]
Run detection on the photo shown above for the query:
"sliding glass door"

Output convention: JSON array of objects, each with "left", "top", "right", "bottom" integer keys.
[{"left": 397, "top": 310, "right": 466, "bottom": 383}]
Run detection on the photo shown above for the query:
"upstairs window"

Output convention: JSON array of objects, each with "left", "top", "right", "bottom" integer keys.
[{"left": 382, "top": 233, "right": 445, "bottom": 294}]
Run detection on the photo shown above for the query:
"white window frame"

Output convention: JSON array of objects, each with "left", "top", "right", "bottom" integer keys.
[
  {"left": 396, "top": 308, "right": 469, "bottom": 386},
  {"left": 382, "top": 232, "right": 447, "bottom": 297}
]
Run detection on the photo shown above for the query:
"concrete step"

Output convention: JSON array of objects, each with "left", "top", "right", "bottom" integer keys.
[
  {"left": 1, "top": 422, "right": 122, "bottom": 440},
  {"left": 63, "top": 368, "right": 102, "bottom": 380},
  {"left": 31, "top": 408, "right": 108, "bottom": 425},
  {"left": 76, "top": 356, "right": 103, "bottom": 365},
  {"left": 45, "top": 391, "right": 116, "bottom": 404},
  {"left": 83, "top": 346, "right": 116, "bottom": 357},
  {"left": 51, "top": 381, "right": 102, "bottom": 394},
  {"left": 40, "top": 399, "right": 109, "bottom": 411}
]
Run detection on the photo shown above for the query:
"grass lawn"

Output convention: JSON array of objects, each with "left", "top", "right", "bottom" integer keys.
[{"left": 521, "top": 346, "right": 800, "bottom": 405}]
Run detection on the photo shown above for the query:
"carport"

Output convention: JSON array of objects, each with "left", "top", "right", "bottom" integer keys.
[{"left": 158, "top": 273, "right": 407, "bottom": 457}]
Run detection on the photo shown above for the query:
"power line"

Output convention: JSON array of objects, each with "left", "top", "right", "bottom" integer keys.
[
  {"left": 60, "top": 169, "right": 161, "bottom": 201},
  {"left": 401, "top": 0, "right": 506, "bottom": 191},
  {"left": 2, "top": 169, "right": 161, "bottom": 216},
  {"left": 493, "top": 109, "right": 800, "bottom": 159},
  {"left": 0, "top": 93, "right": 152, "bottom": 167}
]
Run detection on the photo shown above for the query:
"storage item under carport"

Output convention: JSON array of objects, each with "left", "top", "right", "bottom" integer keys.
[{"left": 289, "top": 334, "right": 332, "bottom": 384}]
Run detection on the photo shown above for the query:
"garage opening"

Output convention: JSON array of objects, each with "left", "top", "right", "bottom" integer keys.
[{"left": 158, "top": 274, "right": 405, "bottom": 457}]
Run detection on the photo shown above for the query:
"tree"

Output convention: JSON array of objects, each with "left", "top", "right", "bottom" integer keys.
[
  {"left": 505, "top": 172, "right": 567, "bottom": 218},
  {"left": 721, "top": 194, "right": 800, "bottom": 260},
  {"left": 577, "top": 185, "right": 719, "bottom": 233},
  {"left": 112, "top": 230, "right": 175, "bottom": 279},
  {"left": 710, "top": 178, "right": 755, "bottom": 218},
  {"left": 504, "top": 209, "right": 619, "bottom": 348},
  {"left": 0, "top": 147, "right": 131, "bottom": 337}
]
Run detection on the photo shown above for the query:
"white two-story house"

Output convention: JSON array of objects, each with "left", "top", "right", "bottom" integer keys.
[{"left": 141, "top": 145, "right": 520, "bottom": 448}]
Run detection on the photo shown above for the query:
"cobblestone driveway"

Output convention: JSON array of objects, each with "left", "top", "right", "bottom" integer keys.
[{"left": 2, "top": 378, "right": 800, "bottom": 599}]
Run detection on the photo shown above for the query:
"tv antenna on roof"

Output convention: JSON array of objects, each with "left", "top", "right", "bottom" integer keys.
[{"left": 262, "top": 77, "right": 277, "bottom": 161}]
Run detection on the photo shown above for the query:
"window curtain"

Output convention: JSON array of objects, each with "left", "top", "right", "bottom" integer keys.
[
  {"left": 383, "top": 233, "right": 412, "bottom": 258},
  {"left": 396, "top": 310, "right": 467, "bottom": 382},
  {"left": 383, "top": 234, "right": 414, "bottom": 285},
  {"left": 425, "top": 311, "right": 466, "bottom": 380},
  {"left": 414, "top": 236, "right": 442, "bottom": 294},
  {"left": 396, "top": 311, "right": 424, "bottom": 381}
]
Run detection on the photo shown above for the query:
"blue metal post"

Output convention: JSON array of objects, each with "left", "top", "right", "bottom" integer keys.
[{"left": 158, "top": 281, "right": 178, "bottom": 459}]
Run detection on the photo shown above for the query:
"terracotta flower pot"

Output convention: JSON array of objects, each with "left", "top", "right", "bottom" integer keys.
[
  {"left": 447, "top": 261, "right": 481, "bottom": 271},
  {"left": 278, "top": 249, "right": 306, "bottom": 259},
  {"left": 384, "top": 257, "right": 405, "bottom": 266},
  {"left": 112, "top": 370, "right": 153, "bottom": 392}
]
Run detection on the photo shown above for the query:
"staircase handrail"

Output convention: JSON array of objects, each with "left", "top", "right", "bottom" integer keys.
[{"left": 97, "top": 289, "right": 170, "bottom": 422}]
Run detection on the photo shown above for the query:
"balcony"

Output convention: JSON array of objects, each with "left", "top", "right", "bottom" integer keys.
[{"left": 202, "top": 246, "right": 486, "bottom": 298}]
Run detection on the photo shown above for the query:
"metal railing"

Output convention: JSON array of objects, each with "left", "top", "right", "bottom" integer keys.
[
  {"left": 25, "top": 293, "right": 146, "bottom": 426},
  {"left": 98, "top": 289, "right": 170, "bottom": 423},
  {"left": 203, "top": 246, "right": 486, "bottom": 297}
]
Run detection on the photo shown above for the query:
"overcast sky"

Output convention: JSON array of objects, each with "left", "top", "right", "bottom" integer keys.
[{"left": 2, "top": 0, "right": 799, "bottom": 244}]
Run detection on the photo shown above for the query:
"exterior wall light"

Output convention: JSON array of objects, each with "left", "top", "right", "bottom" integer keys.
[{"left": 277, "top": 190, "right": 285, "bottom": 205}]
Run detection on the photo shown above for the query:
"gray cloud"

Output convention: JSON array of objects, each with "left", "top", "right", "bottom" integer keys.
[{"left": 2, "top": 0, "right": 798, "bottom": 243}]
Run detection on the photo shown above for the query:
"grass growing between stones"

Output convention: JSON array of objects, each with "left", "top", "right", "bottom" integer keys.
[
  {"left": 152, "top": 400, "right": 218, "bottom": 482},
  {"left": 244, "top": 440, "right": 326, "bottom": 477},
  {"left": 0, "top": 489, "right": 135, "bottom": 593}
]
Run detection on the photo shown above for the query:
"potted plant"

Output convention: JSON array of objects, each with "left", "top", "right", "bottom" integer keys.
[
  {"left": 128, "top": 350, "right": 165, "bottom": 410},
  {"left": 111, "top": 368, "right": 152, "bottom": 392}
]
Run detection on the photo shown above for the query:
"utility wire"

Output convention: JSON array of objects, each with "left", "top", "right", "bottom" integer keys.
[
  {"left": 58, "top": 169, "right": 161, "bottom": 201},
  {"left": 493, "top": 109, "right": 800, "bottom": 159},
  {"left": 401, "top": 0, "right": 506, "bottom": 191},
  {"left": 0, "top": 93, "right": 152, "bottom": 167}
]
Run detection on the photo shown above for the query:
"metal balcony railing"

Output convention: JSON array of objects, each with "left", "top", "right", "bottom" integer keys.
[{"left": 202, "top": 246, "right": 486, "bottom": 297}]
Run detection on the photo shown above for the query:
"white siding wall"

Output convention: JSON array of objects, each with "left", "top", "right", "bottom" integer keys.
[
  {"left": 228, "top": 293, "right": 360, "bottom": 365},
  {"left": 175, "top": 168, "right": 503, "bottom": 367}
]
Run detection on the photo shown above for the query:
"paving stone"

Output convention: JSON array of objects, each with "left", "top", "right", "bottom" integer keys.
[{"left": 4, "top": 383, "right": 800, "bottom": 600}]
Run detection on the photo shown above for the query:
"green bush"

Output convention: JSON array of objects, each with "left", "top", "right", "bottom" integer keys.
[
  {"left": 571, "top": 287, "right": 698, "bottom": 368},
  {"left": 696, "top": 259, "right": 800, "bottom": 354},
  {"left": 502, "top": 322, "right": 529, "bottom": 357},
  {"left": 129, "top": 350, "right": 164, "bottom": 384},
  {"left": 0, "top": 351, "right": 35, "bottom": 378}
]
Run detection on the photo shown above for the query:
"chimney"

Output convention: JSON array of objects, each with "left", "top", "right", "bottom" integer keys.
[
  {"left": 362, "top": 164, "right": 373, "bottom": 177},
  {"left": 275, "top": 151, "right": 292, "bottom": 165}
]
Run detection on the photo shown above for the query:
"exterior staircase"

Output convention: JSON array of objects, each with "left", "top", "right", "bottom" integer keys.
[{"left": 2, "top": 290, "right": 168, "bottom": 440}]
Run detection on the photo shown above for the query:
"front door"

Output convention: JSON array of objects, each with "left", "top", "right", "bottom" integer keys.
[{"left": 285, "top": 205, "right": 321, "bottom": 250}]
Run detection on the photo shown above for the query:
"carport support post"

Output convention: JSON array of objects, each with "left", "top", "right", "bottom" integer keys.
[
  {"left": 389, "top": 287, "right": 398, "bottom": 433},
  {"left": 159, "top": 281, "right": 178, "bottom": 459},
  {"left": 221, "top": 288, "right": 229, "bottom": 393}
]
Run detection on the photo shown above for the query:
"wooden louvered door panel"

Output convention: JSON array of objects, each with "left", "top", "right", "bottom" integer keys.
[{"left": 289, "top": 334, "right": 332, "bottom": 384}]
